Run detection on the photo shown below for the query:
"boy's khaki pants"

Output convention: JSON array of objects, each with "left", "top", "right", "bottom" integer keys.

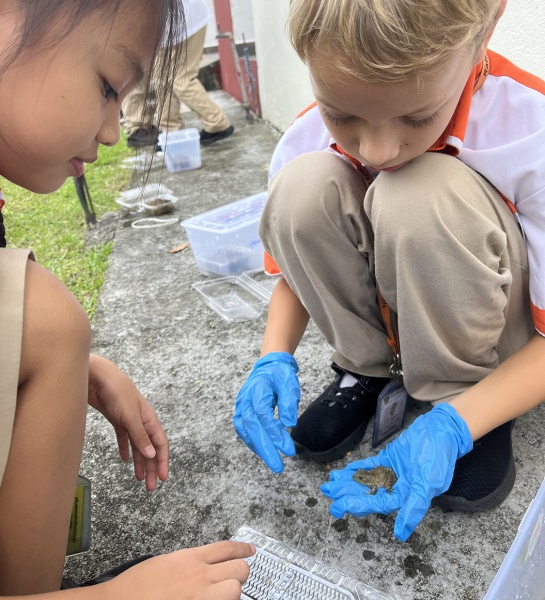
[
  {"left": 122, "top": 26, "right": 230, "bottom": 136},
  {"left": 260, "top": 151, "right": 535, "bottom": 403}
]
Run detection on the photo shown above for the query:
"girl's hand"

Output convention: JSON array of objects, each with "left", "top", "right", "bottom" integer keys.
[
  {"left": 104, "top": 541, "right": 255, "bottom": 600},
  {"left": 87, "top": 354, "right": 169, "bottom": 490},
  {"left": 320, "top": 403, "right": 473, "bottom": 541}
]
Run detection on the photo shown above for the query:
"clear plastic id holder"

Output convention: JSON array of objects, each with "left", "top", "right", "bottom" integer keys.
[{"left": 372, "top": 380, "right": 409, "bottom": 448}]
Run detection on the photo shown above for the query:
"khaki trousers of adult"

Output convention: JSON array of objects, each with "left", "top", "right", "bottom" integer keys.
[
  {"left": 122, "top": 27, "right": 231, "bottom": 136},
  {"left": 260, "top": 151, "right": 535, "bottom": 403},
  {"left": 121, "top": 81, "right": 154, "bottom": 137},
  {"left": 159, "top": 26, "right": 230, "bottom": 133}
]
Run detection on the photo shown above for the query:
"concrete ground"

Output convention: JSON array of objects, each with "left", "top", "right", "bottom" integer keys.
[{"left": 65, "top": 92, "right": 545, "bottom": 600}]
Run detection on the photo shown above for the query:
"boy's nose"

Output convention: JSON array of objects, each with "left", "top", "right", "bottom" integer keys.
[
  {"left": 97, "top": 106, "right": 121, "bottom": 147},
  {"left": 358, "top": 131, "right": 400, "bottom": 168}
]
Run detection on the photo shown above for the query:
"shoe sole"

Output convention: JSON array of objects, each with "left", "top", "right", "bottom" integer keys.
[
  {"left": 293, "top": 416, "right": 373, "bottom": 463},
  {"left": 432, "top": 420, "right": 517, "bottom": 513}
]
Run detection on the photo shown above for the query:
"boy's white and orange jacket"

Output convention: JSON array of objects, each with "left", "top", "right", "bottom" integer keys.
[{"left": 265, "top": 50, "right": 545, "bottom": 337}]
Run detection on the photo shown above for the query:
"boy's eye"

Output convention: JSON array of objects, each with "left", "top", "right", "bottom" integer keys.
[
  {"left": 401, "top": 112, "right": 439, "bottom": 129},
  {"left": 321, "top": 108, "right": 355, "bottom": 126},
  {"left": 102, "top": 80, "right": 119, "bottom": 103}
]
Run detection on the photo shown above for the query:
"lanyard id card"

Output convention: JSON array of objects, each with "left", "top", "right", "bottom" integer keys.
[
  {"left": 372, "top": 380, "right": 409, "bottom": 447},
  {"left": 372, "top": 288, "right": 409, "bottom": 447}
]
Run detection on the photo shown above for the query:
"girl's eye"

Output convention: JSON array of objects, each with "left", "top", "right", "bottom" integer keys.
[
  {"left": 401, "top": 112, "right": 439, "bottom": 129},
  {"left": 103, "top": 80, "right": 119, "bottom": 103},
  {"left": 321, "top": 108, "right": 355, "bottom": 126}
]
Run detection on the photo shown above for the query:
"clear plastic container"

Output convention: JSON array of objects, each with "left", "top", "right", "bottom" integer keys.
[
  {"left": 158, "top": 128, "right": 201, "bottom": 172},
  {"left": 231, "top": 526, "right": 400, "bottom": 600},
  {"left": 116, "top": 183, "right": 175, "bottom": 208},
  {"left": 181, "top": 192, "right": 267, "bottom": 277},
  {"left": 192, "top": 277, "right": 266, "bottom": 322},
  {"left": 484, "top": 476, "right": 545, "bottom": 600},
  {"left": 240, "top": 268, "right": 281, "bottom": 302}
]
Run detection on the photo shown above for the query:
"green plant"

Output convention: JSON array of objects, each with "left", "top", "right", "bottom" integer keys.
[{"left": 2, "top": 141, "right": 131, "bottom": 318}]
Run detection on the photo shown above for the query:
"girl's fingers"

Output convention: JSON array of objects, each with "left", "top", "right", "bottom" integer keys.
[
  {"left": 144, "top": 455, "right": 159, "bottom": 491},
  {"left": 207, "top": 557, "right": 252, "bottom": 585},
  {"left": 196, "top": 540, "right": 256, "bottom": 565},
  {"left": 203, "top": 579, "right": 245, "bottom": 600},
  {"left": 115, "top": 428, "right": 130, "bottom": 462},
  {"left": 146, "top": 424, "right": 169, "bottom": 481},
  {"left": 132, "top": 445, "right": 146, "bottom": 482}
]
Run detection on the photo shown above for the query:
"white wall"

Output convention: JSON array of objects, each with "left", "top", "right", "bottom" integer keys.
[
  {"left": 252, "top": 0, "right": 545, "bottom": 133},
  {"left": 202, "top": 0, "right": 218, "bottom": 49},
  {"left": 490, "top": 0, "right": 545, "bottom": 78},
  {"left": 230, "top": 0, "right": 255, "bottom": 44},
  {"left": 203, "top": 0, "right": 256, "bottom": 50},
  {"left": 251, "top": 1, "right": 313, "bottom": 132}
]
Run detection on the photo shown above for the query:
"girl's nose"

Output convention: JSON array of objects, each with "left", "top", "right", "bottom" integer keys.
[{"left": 97, "top": 105, "right": 121, "bottom": 147}]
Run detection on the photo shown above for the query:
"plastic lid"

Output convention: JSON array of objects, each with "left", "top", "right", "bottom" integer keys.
[{"left": 181, "top": 192, "right": 267, "bottom": 232}]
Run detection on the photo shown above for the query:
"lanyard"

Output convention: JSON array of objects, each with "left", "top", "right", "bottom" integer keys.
[
  {"left": 377, "top": 288, "right": 402, "bottom": 377},
  {"left": 473, "top": 54, "right": 489, "bottom": 94}
]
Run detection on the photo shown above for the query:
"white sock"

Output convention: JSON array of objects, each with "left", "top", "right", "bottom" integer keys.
[{"left": 339, "top": 372, "right": 359, "bottom": 388}]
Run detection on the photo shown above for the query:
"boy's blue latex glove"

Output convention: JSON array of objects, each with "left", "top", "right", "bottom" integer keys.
[
  {"left": 320, "top": 403, "right": 473, "bottom": 541},
  {"left": 233, "top": 352, "right": 300, "bottom": 473}
]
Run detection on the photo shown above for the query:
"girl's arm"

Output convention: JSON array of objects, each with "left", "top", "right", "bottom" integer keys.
[
  {"left": 260, "top": 277, "right": 310, "bottom": 356},
  {"left": 0, "top": 541, "right": 255, "bottom": 600},
  {"left": 451, "top": 333, "right": 545, "bottom": 440},
  {"left": 87, "top": 354, "right": 169, "bottom": 490}
]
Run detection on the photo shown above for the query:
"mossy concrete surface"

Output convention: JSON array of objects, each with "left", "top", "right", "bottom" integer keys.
[{"left": 64, "top": 92, "right": 545, "bottom": 600}]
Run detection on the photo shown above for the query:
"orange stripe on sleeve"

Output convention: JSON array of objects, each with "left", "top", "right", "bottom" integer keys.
[
  {"left": 264, "top": 251, "right": 282, "bottom": 275},
  {"left": 487, "top": 50, "right": 545, "bottom": 95},
  {"left": 531, "top": 303, "right": 545, "bottom": 336}
]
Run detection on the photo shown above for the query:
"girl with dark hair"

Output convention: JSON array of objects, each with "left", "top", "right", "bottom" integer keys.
[{"left": 0, "top": 1, "right": 253, "bottom": 597}]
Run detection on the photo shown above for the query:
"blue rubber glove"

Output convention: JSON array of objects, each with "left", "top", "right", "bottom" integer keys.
[
  {"left": 233, "top": 352, "right": 300, "bottom": 473},
  {"left": 320, "top": 403, "right": 473, "bottom": 541}
]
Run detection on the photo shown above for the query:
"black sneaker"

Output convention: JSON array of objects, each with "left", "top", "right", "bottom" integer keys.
[
  {"left": 126, "top": 127, "right": 159, "bottom": 148},
  {"left": 290, "top": 364, "right": 389, "bottom": 463},
  {"left": 432, "top": 420, "right": 516, "bottom": 512},
  {"left": 200, "top": 125, "right": 234, "bottom": 145}
]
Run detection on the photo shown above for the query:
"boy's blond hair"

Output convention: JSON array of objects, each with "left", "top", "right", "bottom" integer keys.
[{"left": 289, "top": 0, "right": 502, "bottom": 83}]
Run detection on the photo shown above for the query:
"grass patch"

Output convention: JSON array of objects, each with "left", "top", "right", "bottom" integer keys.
[{"left": 2, "top": 140, "right": 131, "bottom": 318}]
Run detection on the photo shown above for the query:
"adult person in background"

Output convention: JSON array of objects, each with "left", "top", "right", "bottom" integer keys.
[{"left": 122, "top": 0, "right": 234, "bottom": 148}]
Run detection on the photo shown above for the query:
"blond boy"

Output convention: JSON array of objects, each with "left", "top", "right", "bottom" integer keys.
[{"left": 233, "top": 0, "right": 545, "bottom": 540}]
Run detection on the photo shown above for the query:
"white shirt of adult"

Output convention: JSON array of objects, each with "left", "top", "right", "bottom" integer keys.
[{"left": 183, "top": 0, "right": 212, "bottom": 39}]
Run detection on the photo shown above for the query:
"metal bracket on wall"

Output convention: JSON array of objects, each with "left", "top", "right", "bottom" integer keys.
[{"left": 216, "top": 25, "right": 254, "bottom": 122}]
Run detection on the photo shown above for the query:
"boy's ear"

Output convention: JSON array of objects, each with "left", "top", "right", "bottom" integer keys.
[{"left": 474, "top": 0, "right": 507, "bottom": 64}]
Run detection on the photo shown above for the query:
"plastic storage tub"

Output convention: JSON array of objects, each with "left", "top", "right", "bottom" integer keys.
[
  {"left": 181, "top": 192, "right": 268, "bottom": 277},
  {"left": 116, "top": 183, "right": 176, "bottom": 209},
  {"left": 192, "top": 277, "right": 266, "bottom": 322},
  {"left": 158, "top": 128, "right": 201, "bottom": 172},
  {"left": 240, "top": 268, "right": 281, "bottom": 302},
  {"left": 232, "top": 525, "right": 400, "bottom": 600},
  {"left": 484, "top": 476, "right": 545, "bottom": 600}
]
